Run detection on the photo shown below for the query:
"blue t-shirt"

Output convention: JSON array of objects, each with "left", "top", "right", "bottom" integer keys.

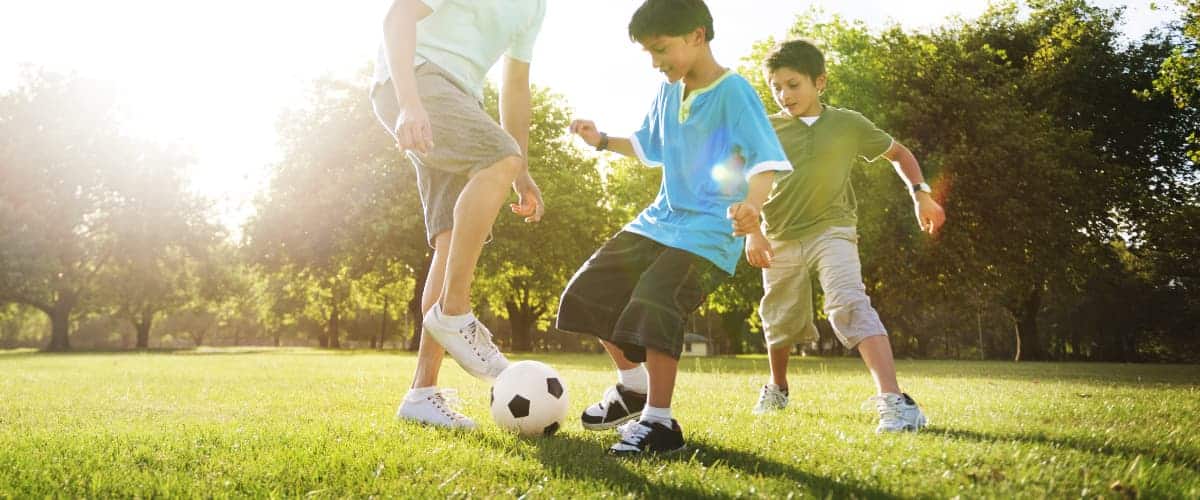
[{"left": 626, "top": 72, "right": 792, "bottom": 275}]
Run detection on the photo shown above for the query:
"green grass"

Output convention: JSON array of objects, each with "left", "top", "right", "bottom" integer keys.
[{"left": 1, "top": 349, "right": 1197, "bottom": 498}]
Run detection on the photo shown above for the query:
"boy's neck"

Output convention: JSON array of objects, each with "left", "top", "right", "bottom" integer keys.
[
  {"left": 790, "top": 100, "right": 824, "bottom": 119},
  {"left": 683, "top": 49, "right": 725, "bottom": 95}
]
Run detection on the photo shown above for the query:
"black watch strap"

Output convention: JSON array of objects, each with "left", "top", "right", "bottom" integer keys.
[{"left": 596, "top": 132, "right": 610, "bottom": 151}]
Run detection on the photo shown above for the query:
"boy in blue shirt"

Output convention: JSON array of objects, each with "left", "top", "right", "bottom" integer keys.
[{"left": 558, "top": 0, "right": 791, "bottom": 456}]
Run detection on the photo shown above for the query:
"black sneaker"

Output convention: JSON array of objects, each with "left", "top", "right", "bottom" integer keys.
[
  {"left": 581, "top": 384, "right": 646, "bottom": 430},
  {"left": 608, "top": 419, "right": 686, "bottom": 456}
]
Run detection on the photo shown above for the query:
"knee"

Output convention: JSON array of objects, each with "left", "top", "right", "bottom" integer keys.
[
  {"left": 431, "top": 230, "right": 452, "bottom": 252},
  {"left": 480, "top": 155, "right": 523, "bottom": 183}
]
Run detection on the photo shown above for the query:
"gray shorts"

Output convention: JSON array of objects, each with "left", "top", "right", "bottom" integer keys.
[
  {"left": 759, "top": 226, "right": 888, "bottom": 349},
  {"left": 370, "top": 62, "right": 521, "bottom": 246}
]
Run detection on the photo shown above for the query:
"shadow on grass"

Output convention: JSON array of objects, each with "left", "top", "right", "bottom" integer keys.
[
  {"left": 474, "top": 430, "right": 898, "bottom": 499},
  {"left": 527, "top": 354, "right": 1200, "bottom": 387},
  {"left": 928, "top": 427, "right": 1200, "bottom": 474}
]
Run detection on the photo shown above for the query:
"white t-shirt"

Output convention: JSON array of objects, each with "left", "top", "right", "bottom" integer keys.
[
  {"left": 374, "top": 0, "right": 547, "bottom": 103},
  {"left": 799, "top": 116, "right": 820, "bottom": 126}
]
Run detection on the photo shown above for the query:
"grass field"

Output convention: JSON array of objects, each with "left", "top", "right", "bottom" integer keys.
[{"left": 0, "top": 349, "right": 1197, "bottom": 498}]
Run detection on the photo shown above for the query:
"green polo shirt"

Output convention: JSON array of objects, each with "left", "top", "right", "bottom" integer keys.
[{"left": 762, "top": 106, "right": 894, "bottom": 241}]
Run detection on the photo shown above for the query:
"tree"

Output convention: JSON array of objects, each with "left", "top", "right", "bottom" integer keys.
[
  {"left": 98, "top": 145, "right": 220, "bottom": 349},
  {"left": 0, "top": 71, "right": 131, "bottom": 351}
]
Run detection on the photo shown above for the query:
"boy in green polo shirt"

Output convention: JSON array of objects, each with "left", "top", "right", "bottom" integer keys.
[{"left": 730, "top": 39, "right": 946, "bottom": 432}]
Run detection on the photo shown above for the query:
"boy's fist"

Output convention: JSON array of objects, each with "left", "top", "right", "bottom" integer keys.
[
  {"left": 568, "top": 119, "right": 603, "bottom": 148},
  {"left": 727, "top": 202, "right": 762, "bottom": 237}
]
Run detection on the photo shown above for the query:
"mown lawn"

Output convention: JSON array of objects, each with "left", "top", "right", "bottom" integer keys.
[{"left": 0, "top": 349, "right": 1197, "bottom": 498}]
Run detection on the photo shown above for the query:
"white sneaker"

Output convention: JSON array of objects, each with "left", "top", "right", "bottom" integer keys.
[
  {"left": 868, "top": 392, "right": 927, "bottom": 433},
  {"left": 422, "top": 304, "right": 509, "bottom": 381},
  {"left": 396, "top": 388, "right": 476, "bottom": 429},
  {"left": 752, "top": 384, "right": 789, "bottom": 414}
]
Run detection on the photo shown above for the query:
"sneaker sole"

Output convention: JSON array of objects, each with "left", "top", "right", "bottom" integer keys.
[
  {"left": 609, "top": 444, "right": 689, "bottom": 458},
  {"left": 581, "top": 411, "right": 641, "bottom": 431},
  {"left": 395, "top": 414, "right": 477, "bottom": 430}
]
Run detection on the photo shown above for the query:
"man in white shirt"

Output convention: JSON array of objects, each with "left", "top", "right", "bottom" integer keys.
[{"left": 371, "top": 0, "right": 547, "bottom": 429}]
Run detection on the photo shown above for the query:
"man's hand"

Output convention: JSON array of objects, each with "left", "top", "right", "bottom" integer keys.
[
  {"left": 568, "top": 119, "right": 603, "bottom": 148},
  {"left": 745, "top": 233, "right": 774, "bottom": 268},
  {"left": 511, "top": 170, "right": 545, "bottom": 223},
  {"left": 914, "top": 193, "right": 946, "bottom": 236},
  {"left": 393, "top": 97, "right": 435, "bottom": 155},
  {"left": 727, "top": 202, "right": 762, "bottom": 237}
]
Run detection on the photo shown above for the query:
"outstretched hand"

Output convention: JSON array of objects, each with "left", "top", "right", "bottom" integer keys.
[{"left": 511, "top": 171, "right": 545, "bottom": 223}]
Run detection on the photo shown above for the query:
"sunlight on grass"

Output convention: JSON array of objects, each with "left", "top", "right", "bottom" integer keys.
[{"left": 0, "top": 351, "right": 1197, "bottom": 497}]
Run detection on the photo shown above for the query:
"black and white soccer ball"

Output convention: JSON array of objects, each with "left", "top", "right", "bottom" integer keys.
[{"left": 489, "top": 360, "right": 569, "bottom": 436}]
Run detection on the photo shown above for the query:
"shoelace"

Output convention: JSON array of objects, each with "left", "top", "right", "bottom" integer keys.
[
  {"left": 429, "top": 389, "right": 468, "bottom": 422},
  {"left": 864, "top": 395, "right": 903, "bottom": 424},
  {"left": 462, "top": 322, "right": 500, "bottom": 360},
  {"left": 757, "top": 387, "right": 786, "bottom": 408},
  {"left": 618, "top": 421, "right": 652, "bottom": 444}
]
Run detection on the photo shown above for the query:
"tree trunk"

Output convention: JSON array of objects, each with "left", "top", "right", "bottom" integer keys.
[
  {"left": 44, "top": 293, "right": 76, "bottom": 352},
  {"left": 505, "top": 299, "right": 542, "bottom": 352},
  {"left": 1013, "top": 319, "right": 1022, "bottom": 362},
  {"left": 977, "top": 310, "right": 985, "bottom": 361},
  {"left": 378, "top": 298, "right": 389, "bottom": 350},
  {"left": 134, "top": 310, "right": 154, "bottom": 350},
  {"left": 328, "top": 304, "right": 340, "bottom": 349},
  {"left": 46, "top": 308, "right": 71, "bottom": 352},
  {"left": 1014, "top": 285, "right": 1044, "bottom": 361}
]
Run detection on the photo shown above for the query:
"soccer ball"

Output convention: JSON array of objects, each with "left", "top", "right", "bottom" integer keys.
[{"left": 489, "top": 361, "right": 569, "bottom": 436}]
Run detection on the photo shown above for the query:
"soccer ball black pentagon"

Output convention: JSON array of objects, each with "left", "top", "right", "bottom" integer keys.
[{"left": 489, "top": 361, "right": 569, "bottom": 436}]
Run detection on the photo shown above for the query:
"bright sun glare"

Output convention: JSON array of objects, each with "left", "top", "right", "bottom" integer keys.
[{"left": 0, "top": 0, "right": 1175, "bottom": 231}]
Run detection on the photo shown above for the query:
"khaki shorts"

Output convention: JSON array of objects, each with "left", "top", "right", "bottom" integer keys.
[
  {"left": 370, "top": 62, "right": 521, "bottom": 246},
  {"left": 759, "top": 226, "right": 887, "bottom": 349}
]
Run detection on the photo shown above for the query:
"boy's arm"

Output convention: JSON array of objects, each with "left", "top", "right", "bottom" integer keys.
[
  {"left": 382, "top": 0, "right": 435, "bottom": 154},
  {"left": 568, "top": 121, "right": 638, "bottom": 158},
  {"left": 883, "top": 141, "right": 946, "bottom": 235},
  {"left": 732, "top": 171, "right": 776, "bottom": 268},
  {"left": 728, "top": 171, "right": 775, "bottom": 237},
  {"left": 500, "top": 57, "right": 544, "bottom": 223}
]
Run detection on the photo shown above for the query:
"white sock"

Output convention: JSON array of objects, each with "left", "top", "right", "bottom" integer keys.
[
  {"left": 640, "top": 405, "right": 672, "bottom": 426},
  {"left": 433, "top": 304, "right": 474, "bottom": 330},
  {"left": 617, "top": 365, "right": 648, "bottom": 394},
  {"left": 405, "top": 386, "right": 438, "bottom": 401}
]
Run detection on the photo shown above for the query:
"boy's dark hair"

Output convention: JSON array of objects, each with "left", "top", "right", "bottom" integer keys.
[
  {"left": 765, "top": 39, "right": 826, "bottom": 80},
  {"left": 628, "top": 0, "right": 715, "bottom": 43}
]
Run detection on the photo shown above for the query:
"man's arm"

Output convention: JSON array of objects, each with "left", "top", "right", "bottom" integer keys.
[
  {"left": 500, "top": 56, "right": 545, "bottom": 223},
  {"left": 883, "top": 141, "right": 946, "bottom": 235},
  {"left": 382, "top": 0, "right": 435, "bottom": 153},
  {"left": 500, "top": 57, "right": 532, "bottom": 161}
]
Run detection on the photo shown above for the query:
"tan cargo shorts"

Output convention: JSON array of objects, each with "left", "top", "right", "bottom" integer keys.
[
  {"left": 759, "top": 226, "right": 888, "bottom": 349},
  {"left": 370, "top": 62, "right": 521, "bottom": 246}
]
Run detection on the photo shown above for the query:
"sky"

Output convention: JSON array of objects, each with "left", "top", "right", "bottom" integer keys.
[{"left": 0, "top": 1, "right": 1181, "bottom": 230}]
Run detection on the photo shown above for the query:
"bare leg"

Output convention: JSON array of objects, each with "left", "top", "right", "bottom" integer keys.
[
  {"left": 768, "top": 344, "right": 790, "bottom": 391},
  {"left": 411, "top": 231, "right": 452, "bottom": 389},
  {"left": 439, "top": 156, "right": 523, "bottom": 315},
  {"left": 644, "top": 348, "right": 678, "bottom": 409},
  {"left": 601, "top": 339, "right": 641, "bottom": 371},
  {"left": 858, "top": 335, "right": 901, "bottom": 395}
]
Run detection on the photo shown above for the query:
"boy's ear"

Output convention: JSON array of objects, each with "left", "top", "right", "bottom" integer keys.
[
  {"left": 688, "top": 26, "right": 707, "bottom": 45},
  {"left": 815, "top": 73, "right": 828, "bottom": 93}
]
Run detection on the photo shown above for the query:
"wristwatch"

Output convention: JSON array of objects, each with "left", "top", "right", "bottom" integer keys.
[
  {"left": 596, "top": 132, "right": 610, "bottom": 152},
  {"left": 910, "top": 182, "right": 932, "bottom": 195}
]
